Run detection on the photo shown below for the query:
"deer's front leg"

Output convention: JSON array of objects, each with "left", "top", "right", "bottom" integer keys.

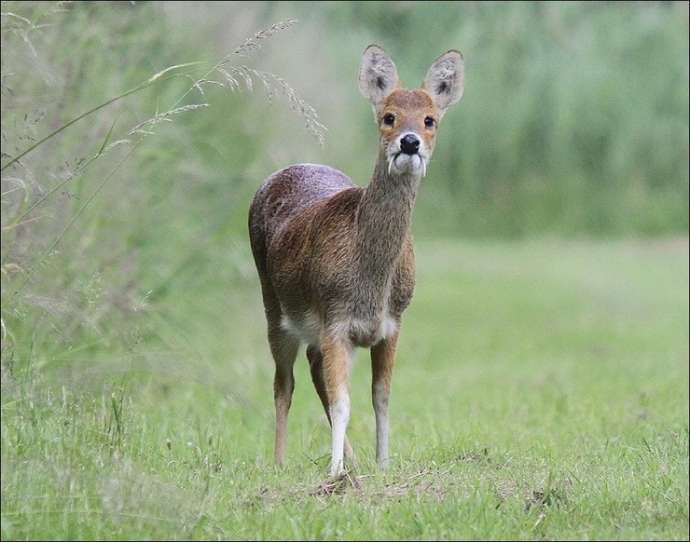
[
  {"left": 371, "top": 331, "right": 398, "bottom": 469},
  {"left": 321, "top": 334, "right": 353, "bottom": 477}
]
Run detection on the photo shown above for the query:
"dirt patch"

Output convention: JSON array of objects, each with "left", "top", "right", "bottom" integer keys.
[{"left": 309, "top": 471, "right": 365, "bottom": 497}]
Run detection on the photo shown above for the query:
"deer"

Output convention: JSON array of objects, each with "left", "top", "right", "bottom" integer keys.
[{"left": 248, "top": 44, "right": 464, "bottom": 477}]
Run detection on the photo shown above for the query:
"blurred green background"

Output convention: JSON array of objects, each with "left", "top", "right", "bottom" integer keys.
[
  {"left": 2, "top": 0, "right": 688, "bottom": 340},
  {"left": 1, "top": 2, "right": 688, "bottom": 539}
]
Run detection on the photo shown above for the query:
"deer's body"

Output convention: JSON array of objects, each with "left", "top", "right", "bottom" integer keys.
[
  {"left": 249, "top": 163, "right": 415, "bottom": 348},
  {"left": 249, "top": 45, "right": 464, "bottom": 476}
]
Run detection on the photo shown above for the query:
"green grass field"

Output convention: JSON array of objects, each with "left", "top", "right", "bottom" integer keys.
[{"left": 2, "top": 238, "right": 688, "bottom": 540}]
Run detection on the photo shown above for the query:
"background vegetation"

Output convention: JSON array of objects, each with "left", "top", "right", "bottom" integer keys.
[{"left": 1, "top": 1, "right": 688, "bottom": 540}]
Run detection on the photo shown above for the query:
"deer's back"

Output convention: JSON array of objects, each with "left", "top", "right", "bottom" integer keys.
[{"left": 249, "top": 164, "right": 355, "bottom": 251}]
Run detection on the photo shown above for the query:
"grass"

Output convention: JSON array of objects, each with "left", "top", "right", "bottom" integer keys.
[{"left": 2, "top": 238, "right": 688, "bottom": 540}]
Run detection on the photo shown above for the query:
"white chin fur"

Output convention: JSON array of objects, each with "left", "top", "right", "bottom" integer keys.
[{"left": 391, "top": 154, "right": 425, "bottom": 176}]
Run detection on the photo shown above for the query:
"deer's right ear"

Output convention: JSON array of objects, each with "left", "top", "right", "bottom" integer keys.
[{"left": 358, "top": 44, "right": 399, "bottom": 113}]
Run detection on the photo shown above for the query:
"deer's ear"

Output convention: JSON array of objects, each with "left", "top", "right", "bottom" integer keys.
[
  {"left": 358, "top": 44, "right": 399, "bottom": 112},
  {"left": 423, "top": 50, "right": 464, "bottom": 115}
]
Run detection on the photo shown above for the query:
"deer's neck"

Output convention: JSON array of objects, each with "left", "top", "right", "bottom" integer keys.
[{"left": 353, "top": 152, "right": 420, "bottom": 319}]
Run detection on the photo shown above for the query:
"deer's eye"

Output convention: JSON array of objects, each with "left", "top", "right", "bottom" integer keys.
[
  {"left": 424, "top": 116, "right": 436, "bottom": 129},
  {"left": 383, "top": 113, "right": 395, "bottom": 126}
]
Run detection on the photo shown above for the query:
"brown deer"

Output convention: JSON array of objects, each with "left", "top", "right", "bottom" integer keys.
[{"left": 249, "top": 45, "right": 464, "bottom": 476}]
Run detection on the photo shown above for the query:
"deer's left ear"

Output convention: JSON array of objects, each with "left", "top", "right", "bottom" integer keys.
[{"left": 423, "top": 50, "right": 464, "bottom": 116}]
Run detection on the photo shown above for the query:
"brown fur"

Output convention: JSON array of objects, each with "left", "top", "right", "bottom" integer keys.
[
  {"left": 371, "top": 332, "right": 397, "bottom": 399},
  {"left": 248, "top": 45, "right": 463, "bottom": 471}
]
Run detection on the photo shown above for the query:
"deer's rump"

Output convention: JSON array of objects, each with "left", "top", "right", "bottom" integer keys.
[{"left": 248, "top": 164, "right": 363, "bottom": 327}]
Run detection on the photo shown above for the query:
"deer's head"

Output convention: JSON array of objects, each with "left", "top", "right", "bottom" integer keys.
[{"left": 358, "top": 45, "right": 464, "bottom": 178}]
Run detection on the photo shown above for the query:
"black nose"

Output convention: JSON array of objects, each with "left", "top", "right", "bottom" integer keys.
[{"left": 400, "top": 134, "right": 420, "bottom": 155}]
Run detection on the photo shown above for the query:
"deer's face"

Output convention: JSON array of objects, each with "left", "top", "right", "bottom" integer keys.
[
  {"left": 358, "top": 45, "right": 464, "bottom": 178},
  {"left": 378, "top": 89, "right": 439, "bottom": 177}
]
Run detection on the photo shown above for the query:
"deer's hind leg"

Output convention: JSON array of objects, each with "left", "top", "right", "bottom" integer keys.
[
  {"left": 258, "top": 275, "right": 299, "bottom": 467},
  {"left": 269, "top": 322, "right": 299, "bottom": 466},
  {"left": 307, "top": 345, "right": 355, "bottom": 463}
]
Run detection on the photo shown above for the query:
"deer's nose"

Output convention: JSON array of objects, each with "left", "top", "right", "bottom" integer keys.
[{"left": 400, "top": 134, "right": 420, "bottom": 155}]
